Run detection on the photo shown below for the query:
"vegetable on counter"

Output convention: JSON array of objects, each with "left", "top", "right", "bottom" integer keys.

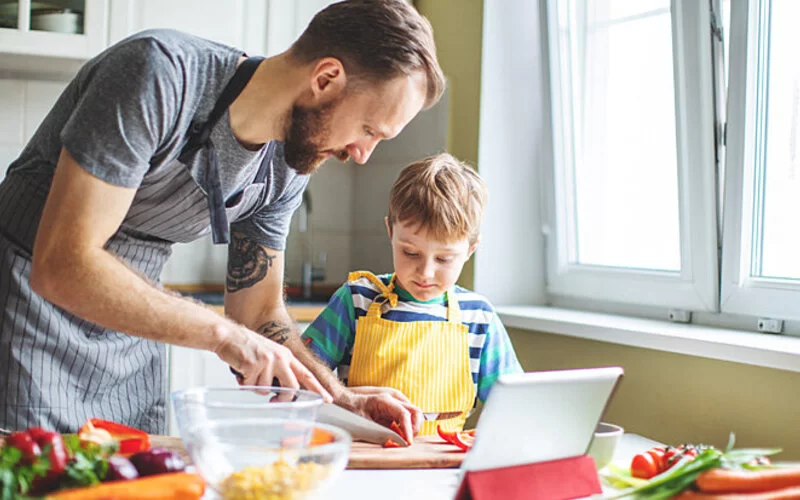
[
  {"left": 1, "top": 418, "right": 188, "bottom": 499},
  {"left": 695, "top": 467, "right": 800, "bottom": 494},
  {"left": 676, "top": 486, "right": 800, "bottom": 499},
  {"left": 45, "top": 472, "right": 205, "bottom": 500},
  {"left": 605, "top": 434, "right": 794, "bottom": 500},
  {"left": 78, "top": 419, "right": 150, "bottom": 455},
  {"left": 129, "top": 448, "right": 186, "bottom": 477},
  {"left": 436, "top": 425, "right": 475, "bottom": 451}
]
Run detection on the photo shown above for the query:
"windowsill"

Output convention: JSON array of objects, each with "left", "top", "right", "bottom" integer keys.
[{"left": 496, "top": 306, "right": 800, "bottom": 373}]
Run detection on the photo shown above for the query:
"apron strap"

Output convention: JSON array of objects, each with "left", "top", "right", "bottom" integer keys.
[
  {"left": 348, "top": 271, "right": 398, "bottom": 318},
  {"left": 179, "top": 56, "right": 265, "bottom": 244},
  {"left": 445, "top": 289, "right": 462, "bottom": 324}
]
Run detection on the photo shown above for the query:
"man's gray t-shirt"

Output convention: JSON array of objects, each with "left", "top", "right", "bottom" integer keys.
[{"left": 8, "top": 28, "right": 307, "bottom": 250}]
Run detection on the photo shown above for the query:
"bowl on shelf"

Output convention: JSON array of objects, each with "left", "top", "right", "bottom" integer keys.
[
  {"left": 171, "top": 386, "right": 325, "bottom": 440},
  {"left": 183, "top": 418, "right": 351, "bottom": 499},
  {"left": 588, "top": 422, "right": 625, "bottom": 470}
]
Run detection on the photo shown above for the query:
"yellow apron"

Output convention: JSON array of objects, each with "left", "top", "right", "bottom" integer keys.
[{"left": 347, "top": 271, "right": 475, "bottom": 435}]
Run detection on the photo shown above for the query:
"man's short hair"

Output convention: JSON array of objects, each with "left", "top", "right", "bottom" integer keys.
[
  {"left": 290, "top": 0, "right": 445, "bottom": 110},
  {"left": 388, "top": 153, "right": 487, "bottom": 245}
]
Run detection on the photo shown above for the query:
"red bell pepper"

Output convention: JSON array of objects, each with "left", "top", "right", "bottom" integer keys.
[
  {"left": 436, "top": 425, "right": 476, "bottom": 451},
  {"left": 78, "top": 418, "right": 151, "bottom": 455},
  {"left": 383, "top": 439, "right": 402, "bottom": 448}
]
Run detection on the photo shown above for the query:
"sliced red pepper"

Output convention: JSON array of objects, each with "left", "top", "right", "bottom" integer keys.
[
  {"left": 79, "top": 418, "right": 151, "bottom": 455},
  {"left": 437, "top": 425, "right": 459, "bottom": 446},
  {"left": 383, "top": 439, "right": 402, "bottom": 448},
  {"left": 451, "top": 431, "right": 475, "bottom": 451},
  {"left": 388, "top": 420, "right": 408, "bottom": 443},
  {"left": 436, "top": 425, "right": 475, "bottom": 451}
]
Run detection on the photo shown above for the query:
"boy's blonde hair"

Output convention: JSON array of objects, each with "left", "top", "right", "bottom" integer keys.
[{"left": 387, "top": 153, "right": 487, "bottom": 245}]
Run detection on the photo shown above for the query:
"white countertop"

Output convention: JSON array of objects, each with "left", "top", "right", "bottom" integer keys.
[{"left": 324, "top": 433, "right": 661, "bottom": 500}]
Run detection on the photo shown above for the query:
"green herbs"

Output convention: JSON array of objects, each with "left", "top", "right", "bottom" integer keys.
[
  {"left": 0, "top": 444, "right": 48, "bottom": 500},
  {"left": 0, "top": 434, "right": 117, "bottom": 499}
]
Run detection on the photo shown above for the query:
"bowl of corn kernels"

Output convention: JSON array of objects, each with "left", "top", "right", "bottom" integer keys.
[{"left": 182, "top": 418, "right": 351, "bottom": 499}]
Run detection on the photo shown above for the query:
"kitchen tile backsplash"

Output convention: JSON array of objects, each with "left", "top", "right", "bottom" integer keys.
[
  {"left": 0, "top": 77, "right": 68, "bottom": 179},
  {"left": 0, "top": 75, "right": 450, "bottom": 291}
]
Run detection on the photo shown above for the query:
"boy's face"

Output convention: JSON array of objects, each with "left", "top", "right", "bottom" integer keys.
[{"left": 387, "top": 219, "right": 477, "bottom": 302}]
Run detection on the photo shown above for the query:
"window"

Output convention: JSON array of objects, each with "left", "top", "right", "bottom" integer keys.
[
  {"left": 543, "top": 0, "right": 718, "bottom": 312},
  {"left": 544, "top": 0, "right": 800, "bottom": 324},
  {"left": 721, "top": 0, "right": 800, "bottom": 320}
]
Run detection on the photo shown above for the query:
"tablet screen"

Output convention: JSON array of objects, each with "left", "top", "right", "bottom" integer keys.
[{"left": 461, "top": 366, "right": 623, "bottom": 471}]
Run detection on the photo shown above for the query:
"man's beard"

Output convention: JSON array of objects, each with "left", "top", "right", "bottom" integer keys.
[{"left": 283, "top": 99, "right": 339, "bottom": 175}]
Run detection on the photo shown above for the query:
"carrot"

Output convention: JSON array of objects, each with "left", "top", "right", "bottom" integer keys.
[
  {"left": 46, "top": 472, "right": 205, "bottom": 500},
  {"left": 696, "top": 468, "right": 800, "bottom": 493},
  {"left": 676, "top": 485, "right": 800, "bottom": 499}
]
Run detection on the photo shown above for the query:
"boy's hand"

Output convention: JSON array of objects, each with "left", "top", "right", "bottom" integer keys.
[{"left": 341, "top": 386, "right": 423, "bottom": 444}]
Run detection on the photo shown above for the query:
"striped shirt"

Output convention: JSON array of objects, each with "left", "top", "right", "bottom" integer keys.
[{"left": 302, "top": 274, "right": 523, "bottom": 402}]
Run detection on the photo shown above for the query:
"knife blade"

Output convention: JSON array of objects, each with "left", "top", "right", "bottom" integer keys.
[
  {"left": 316, "top": 403, "right": 409, "bottom": 447},
  {"left": 422, "top": 411, "right": 462, "bottom": 421}
]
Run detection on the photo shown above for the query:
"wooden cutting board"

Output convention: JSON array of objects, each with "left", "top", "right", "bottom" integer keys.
[
  {"left": 151, "top": 434, "right": 464, "bottom": 469},
  {"left": 0, "top": 434, "right": 465, "bottom": 469}
]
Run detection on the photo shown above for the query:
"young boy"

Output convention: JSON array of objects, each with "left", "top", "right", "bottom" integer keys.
[{"left": 302, "top": 153, "right": 523, "bottom": 435}]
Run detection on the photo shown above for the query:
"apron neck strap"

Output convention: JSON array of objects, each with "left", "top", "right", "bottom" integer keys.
[
  {"left": 348, "top": 271, "right": 462, "bottom": 323},
  {"left": 348, "top": 271, "right": 398, "bottom": 318},
  {"left": 445, "top": 289, "right": 461, "bottom": 323},
  {"left": 179, "top": 56, "right": 266, "bottom": 245}
]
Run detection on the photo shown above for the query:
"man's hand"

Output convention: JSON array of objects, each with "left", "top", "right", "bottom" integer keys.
[
  {"left": 340, "top": 386, "right": 423, "bottom": 444},
  {"left": 213, "top": 322, "right": 332, "bottom": 402}
]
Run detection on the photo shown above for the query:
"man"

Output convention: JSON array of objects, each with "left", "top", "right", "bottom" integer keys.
[{"left": 0, "top": 0, "right": 444, "bottom": 442}]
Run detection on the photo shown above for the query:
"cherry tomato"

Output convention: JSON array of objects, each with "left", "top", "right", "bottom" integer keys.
[
  {"left": 5, "top": 431, "right": 42, "bottom": 464},
  {"left": 631, "top": 452, "right": 659, "bottom": 479},
  {"left": 647, "top": 448, "right": 666, "bottom": 472}
]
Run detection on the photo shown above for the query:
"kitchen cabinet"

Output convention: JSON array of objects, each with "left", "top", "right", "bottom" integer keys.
[
  {"left": 0, "top": 0, "right": 339, "bottom": 76},
  {"left": 107, "top": 0, "right": 268, "bottom": 57},
  {"left": 0, "top": 0, "right": 108, "bottom": 59}
]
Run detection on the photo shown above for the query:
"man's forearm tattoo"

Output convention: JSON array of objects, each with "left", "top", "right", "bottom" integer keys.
[
  {"left": 227, "top": 232, "right": 275, "bottom": 292},
  {"left": 256, "top": 321, "right": 291, "bottom": 344}
]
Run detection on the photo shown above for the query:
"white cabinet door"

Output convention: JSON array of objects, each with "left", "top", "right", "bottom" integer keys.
[
  {"left": 0, "top": 0, "right": 108, "bottom": 59},
  {"left": 108, "top": 0, "right": 268, "bottom": 55}
]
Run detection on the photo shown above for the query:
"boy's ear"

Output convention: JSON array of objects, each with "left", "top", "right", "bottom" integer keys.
[
  {"left": 385, "top": 217, "right": 392, "bottom": 238},
  {"left": 468, "top": 239, "right": 480, "bottom": 258}
]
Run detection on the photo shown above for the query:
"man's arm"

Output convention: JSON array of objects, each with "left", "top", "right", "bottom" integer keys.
[
  {"left": 224, "top": 232, "right": 423, "bottom": 441},
  {"left": 30, "top": 148, "right": 327, "bottom": 395},
  {"left": 223, "top": 232, "right": 345, "bottom": 398}
]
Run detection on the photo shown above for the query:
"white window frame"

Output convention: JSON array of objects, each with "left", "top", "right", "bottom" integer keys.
[
  {"left": 720, "top": 0, "right": 800, "bottom": 320},
  {"left": 542, "top": 0, "right": 720, "bottom": 312}
]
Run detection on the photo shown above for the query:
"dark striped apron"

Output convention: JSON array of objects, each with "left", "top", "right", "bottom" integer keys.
[{"left": 0, "top": 57, "right": 272, "bottom": 434}]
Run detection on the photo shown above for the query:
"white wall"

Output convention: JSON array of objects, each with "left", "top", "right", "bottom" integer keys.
[{"left": 0, "top": 78, "right": 68, "bottom": 179}]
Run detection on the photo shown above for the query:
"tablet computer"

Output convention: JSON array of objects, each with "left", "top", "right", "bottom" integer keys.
[{"left": 460, "top": 366, "right": 624, "bottom": 472}]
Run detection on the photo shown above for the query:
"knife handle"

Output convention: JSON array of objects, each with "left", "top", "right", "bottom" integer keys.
[{"left": 229, "top": 366, "right": 280, "bottom": 387}]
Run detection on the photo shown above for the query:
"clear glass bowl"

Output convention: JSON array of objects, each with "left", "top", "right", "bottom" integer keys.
[
  {"left": 171, "top": 386, "right": 324, "bottom": 440},
  {"left": 183, "top": 418, "right": 351, "bottom": 499}
]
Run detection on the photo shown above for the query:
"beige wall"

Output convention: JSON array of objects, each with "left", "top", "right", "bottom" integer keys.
[
  {"left": 415, "top": 0, "right": 484, "bottom": 290},
  {"left": 510, "top": 328, "right": 800, "bottom": 460}
]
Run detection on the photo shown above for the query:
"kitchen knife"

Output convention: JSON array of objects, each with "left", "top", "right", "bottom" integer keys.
[
  {"left": 422, "top": 412, "right": 462, "bottom": 421},
  {"left": 316, "top": 403, "right": 409, "bottom": 447}
]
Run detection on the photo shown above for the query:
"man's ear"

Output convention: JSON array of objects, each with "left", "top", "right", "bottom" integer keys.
[{"left": 310, "top": 57, "right": 347, "bottom": 101}]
